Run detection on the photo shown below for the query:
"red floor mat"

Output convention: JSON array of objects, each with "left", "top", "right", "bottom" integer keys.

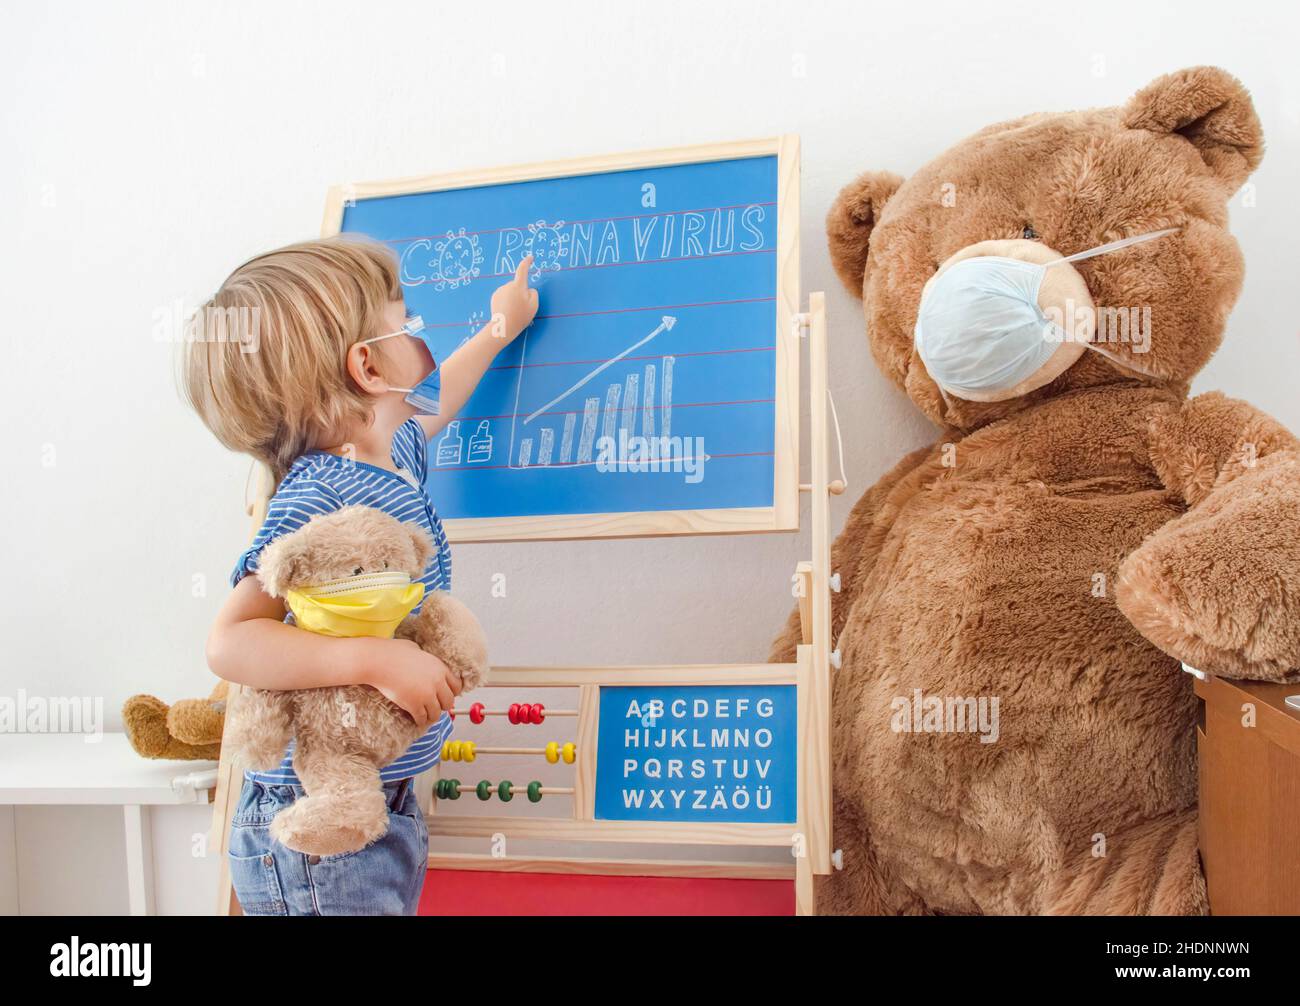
[{"left": 419, "top": 869, "right": 794, "bottom": 916}]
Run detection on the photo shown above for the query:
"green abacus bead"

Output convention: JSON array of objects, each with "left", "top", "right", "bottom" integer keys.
[
  {"left": 446, "top": 779, "right": 461, "bottom": 800},
  {"left": 527, "top": 781, "right": 543, "bottom": 803},
  {"left": 476, "top": 780, "right": 492, "bottom": 801},
  {"left": 498, "top": 780, "right": 514, "bottom": 802}
]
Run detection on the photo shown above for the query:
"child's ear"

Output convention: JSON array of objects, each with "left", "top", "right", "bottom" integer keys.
[
  {"left": 406, "top": 524, "right": 437, "bottom": 575},
  {"left": 346, "top": 341, "right": 390, "bottom": 398},
  {"left": 256, "top": 533, "right": 308, "bottom": 598}
]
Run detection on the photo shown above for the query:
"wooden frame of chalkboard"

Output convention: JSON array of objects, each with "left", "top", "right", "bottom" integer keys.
[{"left": 320, "top": 137, "right": 800, "bottom": 543}]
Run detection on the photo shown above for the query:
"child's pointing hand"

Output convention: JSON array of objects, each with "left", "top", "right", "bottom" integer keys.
[{"left": 490, "top": 254, "right": 540, "bottom": 343}]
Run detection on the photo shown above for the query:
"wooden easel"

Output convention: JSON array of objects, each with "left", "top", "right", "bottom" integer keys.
[
  {"left": 209, "top": 292, "right": 838, "bottom": 916},
  {"left": 211, "top": 138, "right": 839, "bottom": 914}
]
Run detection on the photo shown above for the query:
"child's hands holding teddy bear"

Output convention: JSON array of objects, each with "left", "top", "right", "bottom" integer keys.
[{"left": 368, "top": 637, "right": 464, "bottom": 727}]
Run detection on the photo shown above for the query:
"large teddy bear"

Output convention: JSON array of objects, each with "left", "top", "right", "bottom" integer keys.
[{"left": 770, "top": 66, "right": 1300, "bottom": 915}]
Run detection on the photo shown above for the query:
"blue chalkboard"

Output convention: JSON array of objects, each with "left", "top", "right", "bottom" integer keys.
[
  {"left": 334, "top": 144, "right": 794, "bottom": 538},
  {"left": 593, "top": 684, "right": 797, "bottom": 824}
]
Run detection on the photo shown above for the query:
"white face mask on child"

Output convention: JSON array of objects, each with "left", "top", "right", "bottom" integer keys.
[
  {"left": 359, "top": 315, "right": 441, "bottom": 416},
  {"left": 913, "top": 228, "right": 1179, "bottom": 399}
]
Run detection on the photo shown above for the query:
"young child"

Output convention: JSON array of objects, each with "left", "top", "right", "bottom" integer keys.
[{"left": 184, "top": 237, "right": 537, "bottom": 915}]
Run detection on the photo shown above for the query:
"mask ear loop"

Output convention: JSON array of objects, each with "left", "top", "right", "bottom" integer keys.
[
  {"left": 1080, "top": 340, "right": 1168, "bottom": 382},
  {"left": 1041, "top": 227, "right": 1180, "bottom": 383},
  {"left": 1043, "top": 227, "right": 1181, "bottom": 269},
  {"left": 357, "top": 317, "right": 429, "bottom": 397},
  {"left": 934, "top": 381, "right": 961, "bottom": 418}
]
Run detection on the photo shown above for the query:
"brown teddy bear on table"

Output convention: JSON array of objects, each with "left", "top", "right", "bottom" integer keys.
[
  {"left": 123, "top": 681, "right": 227, "bottom": 761},
  {"left": 770, "top": 66, "right": 1300, "bottom": 915},
  {"left": 226, "top": 505, "right": 489, "bottom": 857}
]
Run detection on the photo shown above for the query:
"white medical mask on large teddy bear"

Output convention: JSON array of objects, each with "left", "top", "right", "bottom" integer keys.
[{"left": 912, "top": 227, "right": 1179, "bottom": 402}]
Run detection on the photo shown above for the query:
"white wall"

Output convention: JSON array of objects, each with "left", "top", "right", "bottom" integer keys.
[{"left": 3, "top": 0, "right": 1297, "bottom": 912}]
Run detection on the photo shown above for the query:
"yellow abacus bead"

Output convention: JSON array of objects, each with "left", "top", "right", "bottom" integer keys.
[
  {"left": 447, "top": 740, "right": 465, "bottom": 762},
  {"left": 562, "top": 742, "right": 576, "bottom": 764},
  {"left": 463, "top": 741, "right": 477, "bottom": 763},
  {"left": 545, "top": 741, "right": 559, "bottom": 764},
  {"left": 441, "top": 741, "right": 452, "bottom": 761}
]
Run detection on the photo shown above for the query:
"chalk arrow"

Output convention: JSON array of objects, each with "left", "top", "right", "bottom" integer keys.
[{"left": 525, "top": 316, "right": 677, "bottom": 424}]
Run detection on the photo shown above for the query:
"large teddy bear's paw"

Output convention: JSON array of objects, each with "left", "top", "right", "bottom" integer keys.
[
  {"left": 1117, "top": 453, "right": 1300, "bottom": 682},
  {"left": 269, "top": 790, "right": 390, "bottom": 857},
  {"left": 1044, "top": 809, "right": 1207, "bottom": 915}
]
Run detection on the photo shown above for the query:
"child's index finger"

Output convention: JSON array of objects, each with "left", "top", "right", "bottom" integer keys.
[{"left": 515, "top": 255, "right": 534, "bottom": 284}]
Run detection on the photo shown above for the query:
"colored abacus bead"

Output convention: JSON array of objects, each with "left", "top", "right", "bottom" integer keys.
[
  {"left": 545, "top": 741, "right": 559, "bottom": 764},
  {"left": 437, "top": 778, "right": 462, "bottom": 800},
  {"left": 462, "top": 741, "right": 476, "bottom": 762},
  {"left": 476, "top": 780, "right": 492, "bottom": 801},
  {"left": 498, "top": 780, "right": 514, "bottom": 802},
  {"left": 469, "top": 702, "right": 486, "bottom": 725},
  {"left": 529, "top": 703, "right": 545, "bottom": 724},
  {"left": 562, "top": 742, "right": 576, "bottom": 764},
  {"left": 508, "top": 703, "right": 521, "bottom": 725},
  {"left": 527, "top": 781, "right": 543, "bottom": 803}
]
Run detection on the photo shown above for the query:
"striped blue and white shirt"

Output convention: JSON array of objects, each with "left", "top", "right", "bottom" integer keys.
[{"left": 231, "top": 419, "right": 455, "bottom": 785}]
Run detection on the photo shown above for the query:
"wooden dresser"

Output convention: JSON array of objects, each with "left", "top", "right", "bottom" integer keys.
[{"left": 1194, "top": 672, "right": 1300, "bottom": 914}]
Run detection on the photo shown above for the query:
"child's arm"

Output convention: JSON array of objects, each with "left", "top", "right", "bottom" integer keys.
[
  {"left": 206, "top": 576, "right": 461, "bottom": 726},
  {"left": 417, "top": 255, "right": 539, "bottom": 440}
]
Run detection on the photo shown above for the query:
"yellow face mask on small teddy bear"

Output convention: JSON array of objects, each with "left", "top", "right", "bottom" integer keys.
[{"left": 285, "top": 571, "right": 424, "bottom": 639}]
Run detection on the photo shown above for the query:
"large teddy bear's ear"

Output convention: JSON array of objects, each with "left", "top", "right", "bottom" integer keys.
[
  {"left": 1122, "top": 66, "right": 1264, "bottom": 192},
  {"left": 825, "top": 170, "right": 904, "bottom": 298}
]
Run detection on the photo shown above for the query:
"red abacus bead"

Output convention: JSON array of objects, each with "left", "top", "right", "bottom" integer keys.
[
  {"left": 508, "top": 703, "right": 521, "bottom": 725},
  {"left": 469, "top": 702, "right": 486, "bottom": 725},
  {"left": 529, "top": 703, "right": 545, "bottom": 724}
]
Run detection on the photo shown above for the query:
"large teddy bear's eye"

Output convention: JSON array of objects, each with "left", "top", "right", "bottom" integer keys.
[{"left": 1022, "top": 225, "right": 1040, "bottom": 240}]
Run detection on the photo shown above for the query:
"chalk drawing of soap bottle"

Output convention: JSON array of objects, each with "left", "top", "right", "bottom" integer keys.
[
  {"left": 467, "top": 420, "right": 493, "bottom": 463},
  {"left": 435, "top": 421, "right": 463, "bottom": 466}
]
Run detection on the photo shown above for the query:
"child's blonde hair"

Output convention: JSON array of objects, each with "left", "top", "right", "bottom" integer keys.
[{"left": 182, "top": 236, "right": 401, "bottom": 481}]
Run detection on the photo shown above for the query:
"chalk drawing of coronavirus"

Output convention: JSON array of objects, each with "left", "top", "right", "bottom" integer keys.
[
  {"left": 431, "top": 228, "right": 483, "bottom": 291},
  {"left": 525, "top": 219, "right": 569, "bottom": 282}
]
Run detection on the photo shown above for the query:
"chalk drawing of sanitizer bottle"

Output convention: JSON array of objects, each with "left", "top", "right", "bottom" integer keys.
[
  {"left": 467, "top": 421, "right": 493, "bottom": 463},
  {"left": 435, "top": 421, "right": 464, "bottom": 466}
]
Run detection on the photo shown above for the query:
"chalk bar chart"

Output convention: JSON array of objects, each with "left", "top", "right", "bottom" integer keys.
[{"left": 332, "top": 139, "right": 798, "bottom": 540}]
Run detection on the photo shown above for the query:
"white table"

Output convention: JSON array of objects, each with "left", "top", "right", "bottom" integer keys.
[{"left": 0, "top": 734, "right": 217, "bottom": 915}]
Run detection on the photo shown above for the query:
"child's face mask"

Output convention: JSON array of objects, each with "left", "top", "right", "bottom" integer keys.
[
  {"left": 913, "top": 228, "right": 1179, "bottom": 401},
  {"left": 360, "top": 315, "right": 441, "bottom": 415},
  {"left": 285, "top": 570, "right": 425, "bottom": 638}
]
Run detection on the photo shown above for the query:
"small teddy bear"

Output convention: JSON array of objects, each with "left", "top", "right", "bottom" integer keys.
[
  {"left": 224, "top": 505, "right": 488, "bottom": 856},
  {"left": 123, "top": 680, "right": 228, "bottom": 761}
]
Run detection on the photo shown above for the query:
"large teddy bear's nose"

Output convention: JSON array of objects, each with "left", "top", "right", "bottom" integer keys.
[{"left": 917, "top": 238, "right": 1096, "bottom": 403}]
